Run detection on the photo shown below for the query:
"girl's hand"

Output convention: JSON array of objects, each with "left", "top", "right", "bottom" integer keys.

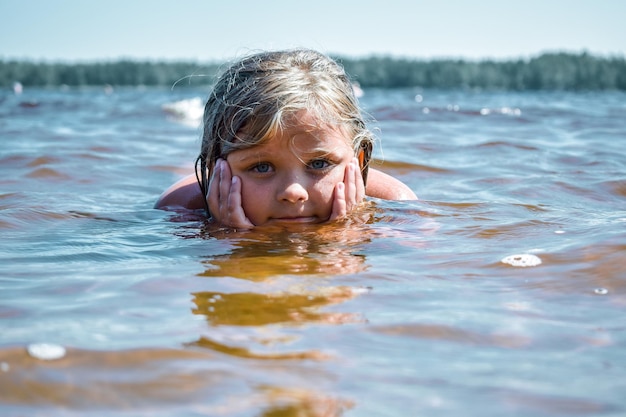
[
  {"left": 207, "top": 159, "right": 255, "bottom": 229},
  {"left": 329, "top": 158, "right": 365, "bottom": 221}
]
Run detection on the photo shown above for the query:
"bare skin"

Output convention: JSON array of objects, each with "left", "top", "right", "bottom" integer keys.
[
  {"left": 155, "top": 167, "right": 417, "bottom": 215},
  {"left": 210, "top": 119, "right": 369, "bottom": 228},
  {"left": 155, "top": 114, "right": 417, "bottom": 228}
]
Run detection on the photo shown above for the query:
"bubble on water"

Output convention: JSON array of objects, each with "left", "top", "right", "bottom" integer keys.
[
  {"left": 350, "top": 286, "right": 372, "bottom": 295},
  {"left": 27, "top": 343, "right": 66, "bottom": 361},
  {"left": 500, "top": 107, "right": 522, "bottom": 116},
  {"left": 554, "top": 230, "right": 566, "bottom": 234},
  {"left": 480, "top": 108, "right": 491, "bottom": 115},
  {"left": 594, "top": 288, "right": 608, "bottom": 295},
  {"left": 501, "top": 254, "right": 542, "bottom": 267},
  {"left": 415, "top": 94, "right": 423, "bottom": 102}
]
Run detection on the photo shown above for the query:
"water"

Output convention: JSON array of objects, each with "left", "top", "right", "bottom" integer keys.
[{"left": 1, "top": 86, "right": 625, "bottom": 416}]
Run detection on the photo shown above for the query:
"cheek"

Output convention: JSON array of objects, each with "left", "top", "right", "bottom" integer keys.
[
  {"left": 238, "top": 181, "right": 269, "bottom": 222},
  {"left": 311, "top": 169, "right": 345, "bottom": 200}
]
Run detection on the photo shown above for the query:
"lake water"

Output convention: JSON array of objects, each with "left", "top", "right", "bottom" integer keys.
[{"left": 1, "top": 86, "right": 625, "bottom": 416}]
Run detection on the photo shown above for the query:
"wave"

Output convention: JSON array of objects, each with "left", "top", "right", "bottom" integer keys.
[{"left": 161, "top": 97, "right": 203, "bottom": 126}]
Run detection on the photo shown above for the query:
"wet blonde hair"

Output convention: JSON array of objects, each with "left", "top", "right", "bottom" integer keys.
[{"left": 196, "top": 48, "right": 373, "bottom": 204}]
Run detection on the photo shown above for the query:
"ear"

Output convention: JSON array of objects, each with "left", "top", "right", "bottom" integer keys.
[{"left": 358, "top": 141, "right": 373, "bottom": 186}]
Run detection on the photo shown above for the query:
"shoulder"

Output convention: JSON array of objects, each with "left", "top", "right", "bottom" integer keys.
[
  {"left": 366, "top": 168, "right": 418, "bottom": 200},
  {"left": 154, "top": 175, "right": 205, "bottom": 210}
]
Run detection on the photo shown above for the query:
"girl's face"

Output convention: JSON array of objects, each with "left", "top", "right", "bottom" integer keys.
[{"left": 226, "top": 111, "right": 355, "bottom": 226}]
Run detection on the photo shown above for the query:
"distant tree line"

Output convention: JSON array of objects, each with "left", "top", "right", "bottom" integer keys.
[
  {"left": 1, "top": 52, "right": 625, "bottom": 91},
  {"left": 338, "top": 52, "right": 626, "bottom": 91},
  {"left": 0, "top": 60, "right": 221, "bottom": 89}
]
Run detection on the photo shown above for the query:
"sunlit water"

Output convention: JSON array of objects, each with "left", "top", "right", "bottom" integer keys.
[{"left": 1, "top": 86, "right": 625, "bottom": 416}]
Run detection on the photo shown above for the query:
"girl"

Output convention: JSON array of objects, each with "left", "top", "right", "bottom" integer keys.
[{"left": 156, "top": 49, "right": 417, "bottom": 228}]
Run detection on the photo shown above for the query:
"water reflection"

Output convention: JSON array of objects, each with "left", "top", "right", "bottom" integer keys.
[
  {"left": 183, "top": 221, "right": 372, "bottom": 414},
  {"left": 188, "top": 337, "right": 329, "bottom": 360},
  {"left": 198, "top": 221, "right": 372, "bottom": 280},
  {"left": 192, "top": 288, "right": 363, "bottom": 327},
  {"left": 255, "top": 387, "right": 354, "bottom": 416},
  {"left": 189, "top": 224, "right": 371, "bottom": 360}
]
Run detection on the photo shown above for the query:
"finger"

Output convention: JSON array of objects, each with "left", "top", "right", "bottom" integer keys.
[
  {"left": 342, "top": 159, "right": 355, "bottom": 210},
  {"left": 344, "top": 158, "right": 364, "bottom": 212},
  {"left": 329, "top": 182, "right": 347, "bottom": 221},
  {"left": 226, "top": 176, "right": 254, "bottom": 228},
  {"left": 218, "top": 159, "right": 233, "bottom": 214},
  {"left": 350, "top": 157, "right": 360, "bottom": 208}
]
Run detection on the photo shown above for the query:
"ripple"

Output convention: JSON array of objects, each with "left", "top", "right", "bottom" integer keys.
[
  {"left": 26, "top": 156, "right": 64, "bottom": 167},
  {"left": 25, "top": 167, "right": 71, "bottom": 180},
  {"left": 371, "top": 323, "right": 531, "bottom": 348},
  {"left": 373, "top": 159, "right": 450, "bottom": 173},
  {"left": 598, "top": 179, "right": 626, "bottom": 197}
]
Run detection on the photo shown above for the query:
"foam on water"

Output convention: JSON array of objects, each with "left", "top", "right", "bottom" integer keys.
[
  {"left": 501, "top": 253, "right": 542, "bottom": 267},
  {"left": 26, "top": 343, "right": 66, "bottom": 361},
  {"left": 162, "top": 97, "right": 204, "bottom": 126}
]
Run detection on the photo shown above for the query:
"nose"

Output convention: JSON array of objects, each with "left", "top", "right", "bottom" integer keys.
[{"left": 277, "top": 177, "right": 309, "bottom": 203}]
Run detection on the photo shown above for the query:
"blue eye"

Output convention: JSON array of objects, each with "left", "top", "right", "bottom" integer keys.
[
  {"left": 252, "top": 163, "right": 271, "bottom": 173},
  {"left": 309, "top": 159, "right": 330, "bottom": 170}
]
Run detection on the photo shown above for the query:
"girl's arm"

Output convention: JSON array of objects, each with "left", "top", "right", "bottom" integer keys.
[
  {"left": 366, "top": 169, "right": 418, "bottom": 200},
  {"left": 154, "top": 174, "right": 205, "bottom": 210}
]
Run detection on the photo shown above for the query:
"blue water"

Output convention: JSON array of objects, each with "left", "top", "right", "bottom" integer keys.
[{"left": 1, "top": 86, "right": 625, "bottom": 416}]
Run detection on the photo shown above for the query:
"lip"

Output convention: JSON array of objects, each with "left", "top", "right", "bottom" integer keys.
[{"left": 268, "top": 216, "right": 320, "bottom": 224}]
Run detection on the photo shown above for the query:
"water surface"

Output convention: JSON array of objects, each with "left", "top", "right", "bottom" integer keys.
[{"left": 1, "top": 86, "right": 625, "bottom": 416}]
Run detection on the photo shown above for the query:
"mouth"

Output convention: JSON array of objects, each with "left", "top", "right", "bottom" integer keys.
[{"left": 268, "top": 216, "right": 320, "bottom": 224}]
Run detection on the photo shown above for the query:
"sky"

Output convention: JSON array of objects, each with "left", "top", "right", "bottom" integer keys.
[{"left": 1, "top": 0, "right": 624, "bottom": 62}]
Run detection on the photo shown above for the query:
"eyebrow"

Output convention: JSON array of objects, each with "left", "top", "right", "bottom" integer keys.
[
  {"left": 229, "top": 129, "right": 349, "bottom": 164},
  {"left": 230, "top": 152, "right": 269, "bottom": 164},
  {"left": 232, "top": 147, "right": 338, "bottom": 162}
]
